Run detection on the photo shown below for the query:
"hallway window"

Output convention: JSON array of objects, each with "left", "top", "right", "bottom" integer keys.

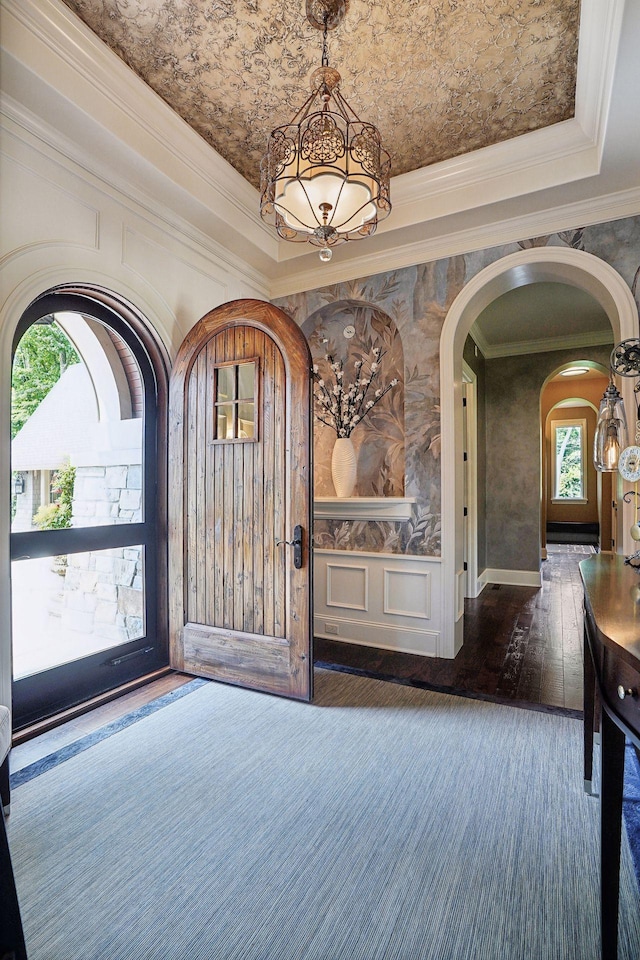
[{"left": 553, "top": 418, "right": 586, "bottom": 501}]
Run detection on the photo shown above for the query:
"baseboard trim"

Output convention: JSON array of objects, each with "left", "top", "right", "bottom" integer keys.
[
  {"left": 313, "top": 614, "right": 440, "bottom": 658},
  {"left": 482, "top": 568, "right": 542, "bottom": 588}
]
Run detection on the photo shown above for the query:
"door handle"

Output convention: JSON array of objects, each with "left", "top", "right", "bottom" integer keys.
[{"left": 276, "top": 525, "right": 304, "bottom": 569}]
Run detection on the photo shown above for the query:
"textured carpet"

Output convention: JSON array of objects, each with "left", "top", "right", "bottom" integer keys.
[
  {"left": 10, "top": 679, "right": 207, "bottom": 789},
  {"left": 7, "top": 670, "right": 640, "bottom": 960}
]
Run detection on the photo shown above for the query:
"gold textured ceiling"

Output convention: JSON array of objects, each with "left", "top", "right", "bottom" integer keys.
[{"left": 61, "top": 0, "right": 580, "bottom": 189}]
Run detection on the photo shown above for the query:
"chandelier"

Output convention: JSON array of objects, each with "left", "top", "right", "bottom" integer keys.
[{"left": 260, "top": 0, "right": 391, "bottom": 262}]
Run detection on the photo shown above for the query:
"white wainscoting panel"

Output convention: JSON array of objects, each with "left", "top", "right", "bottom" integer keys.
[
  {"left": 315, "top": 550, "right": 442, "bottom": 657},
  {"left": 326, "top": 563, "right": 368, "bottom": 612},
  {"left": 383, "top": 568, "right": 430, "bottom": 619}
]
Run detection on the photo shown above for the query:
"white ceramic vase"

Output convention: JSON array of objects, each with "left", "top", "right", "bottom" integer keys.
[{"left": 331, "top": 436, "right": 357, "bottom": 498}]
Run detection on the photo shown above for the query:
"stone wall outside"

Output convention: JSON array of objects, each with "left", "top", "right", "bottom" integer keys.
[{"left": 61, "top": 462, "right": 144, "bottom": 644}]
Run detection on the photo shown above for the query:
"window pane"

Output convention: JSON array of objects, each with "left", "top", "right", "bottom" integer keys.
[
  {"left": 11, "top": 314, "right": 144, "bottom": 532},
  {"left": 12, "top": 546, "right": 145, "bottom": 679},
  {"left": 238, "top": 402, "right": 255, "bottom": 439},
  {"left": 555, "top": 424, "right": 583, "bottom": 499},
  {"left": 216, "top": 366, "right": 235, "bottom": 402},
  {"left": 238, "top": 362, "right": 255, "bottom": 400},
  {"left": 216, "top": 404, "right": 235, "bottom": 440}
]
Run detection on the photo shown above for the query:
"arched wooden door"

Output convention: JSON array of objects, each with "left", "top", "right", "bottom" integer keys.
[{"left": 168, "top": 300, "right": 313, "bottom": 701}]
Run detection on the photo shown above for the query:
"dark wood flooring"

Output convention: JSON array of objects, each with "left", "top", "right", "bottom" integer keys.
[{"left": 314, "top": 543, "right": 592, "bottom": 717}]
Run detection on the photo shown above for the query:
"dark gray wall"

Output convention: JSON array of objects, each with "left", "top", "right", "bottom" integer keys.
[{"left": 484, "top": 344, "right": 611, "bottom": 572}]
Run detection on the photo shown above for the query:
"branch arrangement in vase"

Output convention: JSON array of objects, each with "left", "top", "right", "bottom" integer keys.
[{"left": 311, "top": 346, "right": 399, "bottom": 438}]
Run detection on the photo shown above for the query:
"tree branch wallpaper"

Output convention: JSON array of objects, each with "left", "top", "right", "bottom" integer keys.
[{"left": 275, "top": 214, "right": 640, "bottom": 557}]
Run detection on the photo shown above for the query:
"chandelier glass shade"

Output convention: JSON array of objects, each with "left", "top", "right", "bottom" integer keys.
[
  {"left": 593, "top": 377, "right": 628, "bottom": 472},
  {"left": 260, "top": 3, "right": 391, "bottom": 259},
  {"left": 593, "top": 337, "right": 640, "bottom": 472}
]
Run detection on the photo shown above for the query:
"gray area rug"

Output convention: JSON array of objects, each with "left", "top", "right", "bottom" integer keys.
[{"left": 7, "top": 670, "right": 640, "bottom": 959}]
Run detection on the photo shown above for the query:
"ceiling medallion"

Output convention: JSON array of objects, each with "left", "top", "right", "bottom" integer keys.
[{"left": 260, "top": 0, "right": 391, "bottom": 262}]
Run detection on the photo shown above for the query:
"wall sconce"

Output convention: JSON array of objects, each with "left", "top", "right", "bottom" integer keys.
[
  {"left": 13, "top": 472, "right": 25, "bottom": 496},
  {"left": 594, "top": 338, "right": 640, "bottom": 472}
]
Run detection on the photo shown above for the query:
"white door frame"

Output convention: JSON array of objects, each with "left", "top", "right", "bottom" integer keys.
[
  {"left": 439, "top": 247, "right": 638, "bottom": 658},
  {"left": 462, "top": 362, "right": 479, "bottom": 598}
]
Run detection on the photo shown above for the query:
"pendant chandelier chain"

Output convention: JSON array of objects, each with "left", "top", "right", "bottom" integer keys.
[
  {"left": 321, "top": 16, "right": 329, "bottom": 68},
  {"left": 259, "top": 0, "right": 392, "bottom": 260}
]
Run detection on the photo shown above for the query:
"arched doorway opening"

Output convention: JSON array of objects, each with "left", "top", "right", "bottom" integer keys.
[
  {"left": 10, "top": 287, "right": 170, "bottom": 729},
  {"left": 440, "top": 248, "right": 638, "bottom": 657},
  {"left": 540, "top": 362, "right": 611, "bottom": 555}
]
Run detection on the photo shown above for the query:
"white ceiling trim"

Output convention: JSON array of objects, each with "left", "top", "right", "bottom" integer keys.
[
  {"left": 270, "top": 185, "right": 640, "bottom": 299},
  {"left": 380, "top": 119, "right": 597, "bottom": 236},
  {"left": 0, "top": 0, "right": 626, "bottom": 280},
  {"left": 0, "top": 0, "right": 277, "bottom": 257},
  {"left": 474, "top": 329, "right": 613, "bottom": 361},
  {"left": 363, "top": 0, "right": 629, "bottom": 240},
  {"left": 0, "top": 96, "right": 272, "bottom": 297}
]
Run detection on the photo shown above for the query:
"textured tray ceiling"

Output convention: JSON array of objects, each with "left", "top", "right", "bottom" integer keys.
[{"left": 62, "top": 0, "right": 579, "bottom": 189}]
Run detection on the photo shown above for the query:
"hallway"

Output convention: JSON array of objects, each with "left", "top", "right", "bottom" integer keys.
[{"left": 315, "top": 544, "right": 592, "bottom": 716}]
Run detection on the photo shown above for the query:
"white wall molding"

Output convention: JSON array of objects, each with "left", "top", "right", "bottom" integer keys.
[
  {"left": 475, "top": 329, "right": 613, "bottom": 361},
  {"left": 0, "top": 98, "right": 270, "bottom": 300},
  {"left": 383, "top": 568, "right": 431, "bottom": 620},
  {"left": 270, "top": 186, "right": 640, "bottom": 298},
  {"left": 313, "top": 615, "right": 441, "bottom": 659},
  {"left": 326, "top": 562, "right": 369, "bottom": 612},
  {"left": 462, "top": 364, "right": 479, "bottom": 600},
  {"left": 0, "top": 0, "right": 276, "bottom": 263},
  {"left": 314, "top": 497, "right": 416, "bottom": 521},
  {"left": 469, "top": 571, "right": 488, "bottom": 599},
  {"left": 314, "top": 549, "right": 443, "bottom": 657}
]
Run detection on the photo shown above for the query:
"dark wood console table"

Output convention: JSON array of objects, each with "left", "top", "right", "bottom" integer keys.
[{"left": 580, "top": 554, "right": 640, "bottom": 960}]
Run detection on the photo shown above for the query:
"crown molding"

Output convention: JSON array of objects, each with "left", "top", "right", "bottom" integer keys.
[
  {"left": 269, "top": 186, "right": 640, "bottom": 299},
  {"left": 575, "top": 0, "right": 627, "bottom": 151},
  {"left": 0, "top": 0, "right": 277, "bottom": 260},
  {"left": 0, "top": 96, "right": 271, "bottom": 298},
  {"left": 479, "top": 329, "right": 613, "bottom": 361},
  {"left": 376, "top": 120, "right": 598, "bottom": 237}
]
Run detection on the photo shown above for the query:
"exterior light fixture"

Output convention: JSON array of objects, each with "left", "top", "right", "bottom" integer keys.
[
  {"left": 12, "top": 472, "right": 25, "bottom": 496},
  {"left": 260, "top": 0, "right": 391, "bottom": 262}
]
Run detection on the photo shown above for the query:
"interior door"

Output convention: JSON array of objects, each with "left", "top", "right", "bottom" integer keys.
[{"left": 168, "top": 299, "right": 312, "bottom": 701}]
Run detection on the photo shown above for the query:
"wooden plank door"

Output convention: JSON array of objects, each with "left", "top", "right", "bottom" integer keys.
[{"left": 168, "top": 299, "right": 313, "bottom": 701}]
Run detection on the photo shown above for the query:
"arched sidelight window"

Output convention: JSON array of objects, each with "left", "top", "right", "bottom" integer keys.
[{"left": 10, "top": 292, "right": 167, "bottom": 729}]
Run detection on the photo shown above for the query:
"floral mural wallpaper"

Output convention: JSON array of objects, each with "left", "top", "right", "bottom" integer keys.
[{"left": 274, "top": 214, "right": 640, "bottom": 559}]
